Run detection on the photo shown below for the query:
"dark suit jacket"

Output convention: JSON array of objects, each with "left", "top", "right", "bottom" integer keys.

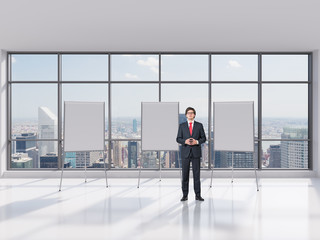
[{"left": 176, "top": 121, "right": 207, "bottom": 159}]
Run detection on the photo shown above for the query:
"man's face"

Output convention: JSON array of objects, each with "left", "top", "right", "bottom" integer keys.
[{"left": 186, "top": 110, "right": 195, "bottom": 121}]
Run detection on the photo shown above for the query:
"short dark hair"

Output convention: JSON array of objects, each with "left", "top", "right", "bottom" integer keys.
[{"left": 185, "top": 107, "right": 196, "bottom": 115}]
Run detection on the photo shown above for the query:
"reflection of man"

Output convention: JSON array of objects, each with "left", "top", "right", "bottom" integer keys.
[{"left": 176, "top": 107, "right": 206, "bottom": 201}]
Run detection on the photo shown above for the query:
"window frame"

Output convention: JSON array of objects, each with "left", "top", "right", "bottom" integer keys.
[{"left": 7, "top": 52, "right": 313, "bottom": 171}]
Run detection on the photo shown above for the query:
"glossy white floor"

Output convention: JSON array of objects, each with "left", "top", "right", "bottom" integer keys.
[{"left": 0, "top": 177, "right": 320, "bottom": 240}]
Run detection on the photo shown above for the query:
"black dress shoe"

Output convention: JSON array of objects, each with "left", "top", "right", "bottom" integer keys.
[
  {"left": 180, "top": 196, "right": 188, "bottom": 201},
  {"left": 195, "top": 196, "right": 204, "bottom": 201}
]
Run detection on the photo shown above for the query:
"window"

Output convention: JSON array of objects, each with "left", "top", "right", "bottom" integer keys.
[
  {"left": 161, "top": 55, "right": 208, "bottom": 81},
  {"left": 262, "top": 55, "right": 308, "bottom": 82},
  {"left": 212, "top": 55, "right": 258, "bottom": 82},
  {"left": 11, "top": 54, "right": 57, "bottom": 81},
  {"left": 111, "top": 55, "right": 158, "bottom": 82},
  {"left": 8, "top": 52, "right": 311, "bottom": 170},
  {"left": 212, "top": 84, "right": 258, "bottom": 137},
  {"left": 262, "top": 84, "right": 308, "bottom": 139},
  {"left": 10, "top": 55, "right": 58, "bottom": 172},
  {"left": 111, "top": 84, "right": 158, "bottom": 140},
  {"left": 62, "top": 84, "right": 108, "bottom": 139},
  {"left": 62, "top": 54, "right": 108, "bottom": 81},
  {"left": 161, "top": 83, "right": 209, "bottom": 168}
]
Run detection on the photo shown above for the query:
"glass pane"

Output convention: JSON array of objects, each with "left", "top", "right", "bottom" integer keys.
[
  {"left": 212, "top": 55, "right": 258, "bottom": 82},
  {"left": 212, "top": 141, "right": 259, "bottom": 168},
  {"left": 12, "top": 84, "right": 58, "bottom": 140},
  {"left": 161, "top": 84, "right": 208, "bottom": 167},
  {"left": 261, "top": 141, "right": 308, "bottom": 169},
  {"left": 262, "top": 84, "right": 308, "bottom": 139},
  {"left": 161, "top": 141, "right": 209, "bottom": 169},
  {"left": 11, "top": 141, "right": 58, "bottom": 168},
  {"left": 62, "top": 54, "right": 108, "bottom": 81},
  {"left": 62, "top": 84, "right": 108, "bottom": 139},
  {"left": 262, "top": 55, "right": 308, "bottom": 82},
  {"left": 110, "top": 141, "right": 158, "bottom": 169},
  {"left": 11, "top": 54, "right": 58, "bottom": 81},
  {"left": 111, "top": 55, "right": 158, "bottom": 81},
  {"left": 111, "top": 84, "right": 158, "bottom": 139},
  {"left": 161, "top": 55, "right": 208, "bottom": 81},
  {"left": 160, "top": 150, "right": 180, "bottom": 169},
  {"left": 161, "top": 84, "right": 208, "bottom": 134},
  {"left": 212, "top": 84, "right": 258, "bottom": 137},
  {"left": 62, "top": 146, "right": 107, "bottom": 169}
]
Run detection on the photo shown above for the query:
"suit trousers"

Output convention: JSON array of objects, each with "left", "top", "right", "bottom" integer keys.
[{"left": 181, "top": 150, "right": 201, "bottom": 197}]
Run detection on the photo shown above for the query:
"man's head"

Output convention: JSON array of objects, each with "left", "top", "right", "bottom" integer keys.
[{"left": 185, "top": 107, "right": 196, "bottom": 121}]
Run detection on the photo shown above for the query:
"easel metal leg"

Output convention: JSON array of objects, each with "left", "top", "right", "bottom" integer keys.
[
  {"left": 210, "top": 167, "right": 214, "bottom": 188},
  {"left": 210, "top": 150, "right": 215, "bottom": 188},
  {"left": 103, "top": 152, "right": 108, "bottom": 188},
  {"left": 59, "top": 162, "right": 64, "bottom": 191},
  {"left": 137, "top": 154, "right": 143, "bottom": 188},
  {"left": 254, "top": 157, "right": 259, "bottom": 191},
  {"left": 159, "top": 151, "right": 161, "bottom": 182},
  {"left": 59, "top": 154, "right": 65, "bottom": 191},
  {"left": 84, "top": 152, "right": 87, "bottom": 183},
  {"left": 231, "top": 152, "right": 234, "bottom": 183}
]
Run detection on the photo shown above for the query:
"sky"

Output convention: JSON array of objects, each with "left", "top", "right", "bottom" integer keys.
[{"left": 11, "top": 54, "right": 309, "bottom": 119}]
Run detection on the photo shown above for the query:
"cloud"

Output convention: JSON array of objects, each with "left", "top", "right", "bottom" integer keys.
[
  {"left": 137, "top": 57, "right": 159, "bottom": 74},
  {"left": 125, "top": 73, "right": 139, "bottom": 80},
  {"left": 228, "top": 60, "right": 242, "bottom": 68},
  {"left": 12, "top": 56, "right": 16, "bottom": 63}
]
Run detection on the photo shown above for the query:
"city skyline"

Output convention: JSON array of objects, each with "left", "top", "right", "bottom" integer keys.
[
  {"left": 9, "top": 53, "right": 310, "bottom": 169},
  {"left": 11, "top": 111, "right": 308, "bottom": 169}
]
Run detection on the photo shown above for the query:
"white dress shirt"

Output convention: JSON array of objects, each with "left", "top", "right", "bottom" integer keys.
[{"left": 187, "top": 120, "right": 199, "bottom": 144}]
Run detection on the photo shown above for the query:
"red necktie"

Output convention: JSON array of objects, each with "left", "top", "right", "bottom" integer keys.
[{"left": 189, "top": 122, "right": 192, "bottom": 135}]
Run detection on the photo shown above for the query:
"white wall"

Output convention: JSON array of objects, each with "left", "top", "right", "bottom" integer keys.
[
  {"left": 0, "top": 0, "right": 319, "bottom": 51},
  {"left": 0, "top": 50, "right": 7, "bottom": 177}
]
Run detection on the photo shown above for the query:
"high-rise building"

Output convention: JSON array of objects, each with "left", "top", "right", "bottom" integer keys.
[
  {"left": 268, "top": 144, "right": 281, "bottom": 168},
  {"left": 133, "top": 119, "right": 137, "bottom": 133},
  {"left": 38, "top": 107, "right": 57, "bottom": 167},
  {"left": 11, "top": 153, "right": 33, "bottom": 168},
  {"left": 75, "top": 152, "right": 90, "bottom": 168},
  {"left": 128, "top": 141, "right": 138, "bottom": 168},
  {"left": 111, "top": 141, "right": 122, "bottom": 168},
  {"left": 212, "top": 141, "right": 258, "bottom": 168},
  {"left": 92, "top": 157, "right": 108, "bottom": 168},
  {"left": 281, "top": 127, "right": 308, "bottom": 168},
  {"left": 15, "top": 133, "right": 38, "bottom": 168},
  {"left": 179, "top": 113, "right": 187, "bottom": 124},
  {"left": 166, "top": 150, "right": 179, "bottom": 168},
  {"left": 90, "top": 151, "right": 101, "bottom": 166},
  {"left": 65, "top": 152, "right": 76, "bottom": 168},
  {"left": 40, "top": 153, "right": 58, "bottom": 168},
  {"left": 16, "top": 133, "right": 36, "bottom": 152},
  {"left": 142, "top": 151, "right": 157, "bottom": 168}
]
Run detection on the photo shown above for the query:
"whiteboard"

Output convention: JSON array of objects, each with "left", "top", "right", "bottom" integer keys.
[
  {"left": 64, "top": 101, "right": 105, "bottom": 152},
  {"left": 213, "top": 101, "right": 254, "bottom": 152},
  {"left": 141, "top": 102, "right": 179, "bottom": 151}
]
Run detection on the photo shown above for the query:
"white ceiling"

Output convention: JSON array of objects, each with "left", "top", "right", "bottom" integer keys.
[{"left": 0, "top": 0, "right": 319, "bottom": 52}]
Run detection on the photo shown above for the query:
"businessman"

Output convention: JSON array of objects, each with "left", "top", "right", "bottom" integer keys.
[{"left": 176, "top": 107, "right": 206, "bottom": 201}]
